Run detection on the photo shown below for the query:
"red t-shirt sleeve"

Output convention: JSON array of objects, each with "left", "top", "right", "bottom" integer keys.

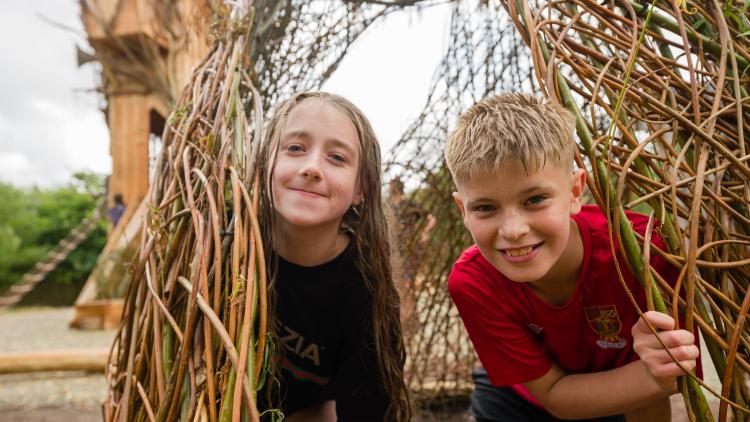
[{"left": 448, "top": 262, "right": 553, "bottom": 386}]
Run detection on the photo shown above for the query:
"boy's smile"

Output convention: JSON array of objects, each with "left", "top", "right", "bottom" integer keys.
[
  {"left": 500, "top": 242, "right": 542, "bottom": 261},
  {"left": 453, "top": 159, "right": 586, "bottom": 298}
]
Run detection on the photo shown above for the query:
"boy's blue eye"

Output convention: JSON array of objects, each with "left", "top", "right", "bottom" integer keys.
[
  {"left": 526, "top": 195, "right": 546, "bottom": 205},
  {"left": 474, "top": 204, "right": 496, "bottom": 213}
]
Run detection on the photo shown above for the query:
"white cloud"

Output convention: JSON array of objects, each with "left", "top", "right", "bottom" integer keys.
[
  {"left": 0, "top": 1, "right": 108, "bottom": 188},
  {"left": 0, "top": 2, "right": 450, "bottom": 188},
  {"left": 0, "top": 152, "right": 31, "bottom": 172},
  {"left": 30, "top": 98, "right": 70, "bottom": 120},
  {"left": 324, "top": 4, "right": 452, "bottom": 153},
  {"left": 61, "top": 110, "right": 111, "bottom": 173}
]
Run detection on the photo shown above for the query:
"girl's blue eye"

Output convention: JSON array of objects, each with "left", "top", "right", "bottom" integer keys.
[
  {"left": 287, "top": 144, "right": 304, "bottom": 152},
  {"left": 330, "top": 153, "right": 347, "bottom": 163}
]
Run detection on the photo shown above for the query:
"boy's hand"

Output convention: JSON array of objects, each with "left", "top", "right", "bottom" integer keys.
[{"left": 632, "top": 311, "right": 699, "bottom": 394}]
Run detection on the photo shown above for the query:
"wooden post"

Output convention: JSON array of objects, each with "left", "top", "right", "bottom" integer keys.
[{"left": 107, "top": 94, "right": 152, "bottom": 218}]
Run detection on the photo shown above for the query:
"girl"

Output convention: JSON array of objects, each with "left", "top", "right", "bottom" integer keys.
[{"left": 256, "top": 91, "right": 411, "bottom": 421}]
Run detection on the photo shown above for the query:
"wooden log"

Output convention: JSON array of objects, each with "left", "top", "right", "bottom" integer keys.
[
  {"left": 0, "top": 348, "right": 108, "bottom": 374},
  {"left": 70, "top": 299, "right": 125, "bottom": 330}
]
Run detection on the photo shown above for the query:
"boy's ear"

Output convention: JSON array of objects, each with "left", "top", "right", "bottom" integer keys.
[
  {"left": 570, "top": 168, "right": 586, "bottom": 214},
  {"left": 452, "top": 191, "right": 467, "bottom": 221}
]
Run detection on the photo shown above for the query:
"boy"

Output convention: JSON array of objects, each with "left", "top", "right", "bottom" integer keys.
[{"left": 444, "top": 94, "right": 699, "bottom": 421}]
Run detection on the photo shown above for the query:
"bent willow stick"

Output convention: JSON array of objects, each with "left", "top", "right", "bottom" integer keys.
[
  {"left": 500, "top": 0, "right": 750, "bottom": 419},
  {"left": 101, "top": 1, "right": 435, "bottom": 420}
]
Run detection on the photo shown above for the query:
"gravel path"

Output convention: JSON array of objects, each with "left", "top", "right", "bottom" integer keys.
[
  {"left": 0, "top": 307, "right": 116, "bottom": 421},
  {"left": 0, "top": 307, "right": 725, "bottom": 421},
  {"left": 0, "top": 307, "right": 116, "bottom": 354}
]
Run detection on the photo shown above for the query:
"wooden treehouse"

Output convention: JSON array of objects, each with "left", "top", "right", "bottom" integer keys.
[{"left": 71, "top": 0, "right": 209, "bottom": 328}]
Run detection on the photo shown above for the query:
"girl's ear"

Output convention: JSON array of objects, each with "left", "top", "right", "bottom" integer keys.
[{"left": 352, "top": 188, "right": 363, "bottom": 207}]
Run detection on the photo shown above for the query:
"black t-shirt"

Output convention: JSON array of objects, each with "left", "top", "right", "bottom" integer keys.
[{"left": 264, "top": 246, "right": 390, "bottom": 421}]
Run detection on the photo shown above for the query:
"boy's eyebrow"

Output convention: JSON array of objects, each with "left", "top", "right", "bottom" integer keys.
[
  {"left": 517, "top": 183, "right": 555, "bottom": 195},
  {"left": 465, "top": 183, "right": 556, "bottom": 206},
  {"left": 466, "top": 197, "right": 496, "bottom": 207}
]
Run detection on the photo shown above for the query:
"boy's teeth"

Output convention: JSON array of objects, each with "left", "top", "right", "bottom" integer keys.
[{"left": 507, "top": 246, "right": 533, "bottom": 257}]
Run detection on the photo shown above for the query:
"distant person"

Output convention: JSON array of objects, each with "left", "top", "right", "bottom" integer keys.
[
  {"left": 444, "top": 93, "right": 699, "bottom": 421},
  {"left": 107, "top": 193, "right": 126, "bottom": 228},
  {"left": 388, "top": 178, "right": 436, "bottom": 336},
  {"left": 388, "top": 178, "right": 436, "bottom": 280}
]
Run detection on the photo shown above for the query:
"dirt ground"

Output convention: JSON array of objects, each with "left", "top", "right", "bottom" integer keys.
[
  {"left": 0, "top": 307, "right": 113, "bottom": 422},
  {"left": 0, "top": 307, "right": 724, "bottom": 421}
]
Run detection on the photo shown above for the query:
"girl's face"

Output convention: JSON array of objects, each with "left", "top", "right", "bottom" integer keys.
[{"left": 271, "top": 99, "right": 362, "bottom": 232}]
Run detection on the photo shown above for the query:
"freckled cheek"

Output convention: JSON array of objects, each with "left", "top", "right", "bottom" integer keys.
[{"left": 467, "top": 220, "right": 495, "bottom": 245}]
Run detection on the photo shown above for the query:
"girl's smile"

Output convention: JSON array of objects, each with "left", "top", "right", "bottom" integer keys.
[{"left": 289, "top": 186, "right": 326, "bottom": 198}]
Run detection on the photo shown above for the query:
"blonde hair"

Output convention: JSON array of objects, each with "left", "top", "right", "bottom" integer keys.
[
  {"left": 444, "top": 93, "right": 576, "bottom": 182},
  {"left": 256, "top": 91, "right": 411, "bottom": 421}
]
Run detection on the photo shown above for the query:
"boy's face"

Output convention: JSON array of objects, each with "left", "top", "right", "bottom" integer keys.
[{"left": 453, "top": 158, "right": 586, "bottom": 286}]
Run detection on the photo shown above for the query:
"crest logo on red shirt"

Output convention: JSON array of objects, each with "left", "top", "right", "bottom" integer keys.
[{"left": 585, "top": 305, "right": 627, "bottom": 349}]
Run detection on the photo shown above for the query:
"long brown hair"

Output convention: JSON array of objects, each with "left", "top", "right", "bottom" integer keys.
[{"left": 255, "top": 91, "right": 411, "bottom": 421}]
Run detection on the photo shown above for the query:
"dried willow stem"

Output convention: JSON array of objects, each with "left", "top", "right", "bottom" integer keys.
[
  {"left": 100, "top": 1, "right": 438, "bottom": 419},
  {"left": 105, "top": 4, "right": 267, "bottom": 421},
  {"left": 501, "top": 0, "right": 750, "bottom": 419},
  {"left": 384, "top": 0, "right": 534, "bottom": 406}
]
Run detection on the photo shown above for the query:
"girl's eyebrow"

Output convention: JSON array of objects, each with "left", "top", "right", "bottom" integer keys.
[
  {"left": 282, "top": 130, "right": 356, "bottom": 156},
  {"left": 327, "top": 139, "right": 357, "bottom": 157},
  {"left": 283, "top": 129, "right": 310, "bottom": 141}
]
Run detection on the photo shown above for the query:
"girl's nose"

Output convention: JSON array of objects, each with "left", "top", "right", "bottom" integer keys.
[{"left": 299, "top": 155, "right": 323, "bottom": 180}]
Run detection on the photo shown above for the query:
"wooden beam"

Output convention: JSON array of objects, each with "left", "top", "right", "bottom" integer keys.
[
  {"left": 82, "top": 0, "right": 163, "bottom": 44},
  {"left": 0, "top": 348, "right": 109, "bottom": 374}
]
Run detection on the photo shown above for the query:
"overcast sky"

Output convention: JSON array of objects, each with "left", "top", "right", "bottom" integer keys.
[{"left": 0, "top": 2, "right": 451, "bottom": 189}]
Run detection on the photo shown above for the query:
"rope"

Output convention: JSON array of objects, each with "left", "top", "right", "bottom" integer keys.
[{"left": 0, "top": 206, "right": 103, "bottom": 309}]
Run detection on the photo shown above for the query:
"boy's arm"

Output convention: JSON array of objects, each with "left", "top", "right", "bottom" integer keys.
[
  {"left": 524, "top": 359, "right": 668, "bottom": 419},
  {"left": 524, "top": 312, "right": 698, "bottom": 420}
]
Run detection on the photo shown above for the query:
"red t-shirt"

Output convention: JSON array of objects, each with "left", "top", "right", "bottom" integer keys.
[{"left": 449, "top": 205, "right": 680, "bottom": 397}]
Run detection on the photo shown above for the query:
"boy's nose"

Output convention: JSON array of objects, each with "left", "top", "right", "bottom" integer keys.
[{"left": 499, "top": 212, "right": 530, "bottom": 240}]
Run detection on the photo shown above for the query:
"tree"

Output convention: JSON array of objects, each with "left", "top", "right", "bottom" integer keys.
[{"left": 0, "top": 173, "right": 106, "bottom": 299}]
